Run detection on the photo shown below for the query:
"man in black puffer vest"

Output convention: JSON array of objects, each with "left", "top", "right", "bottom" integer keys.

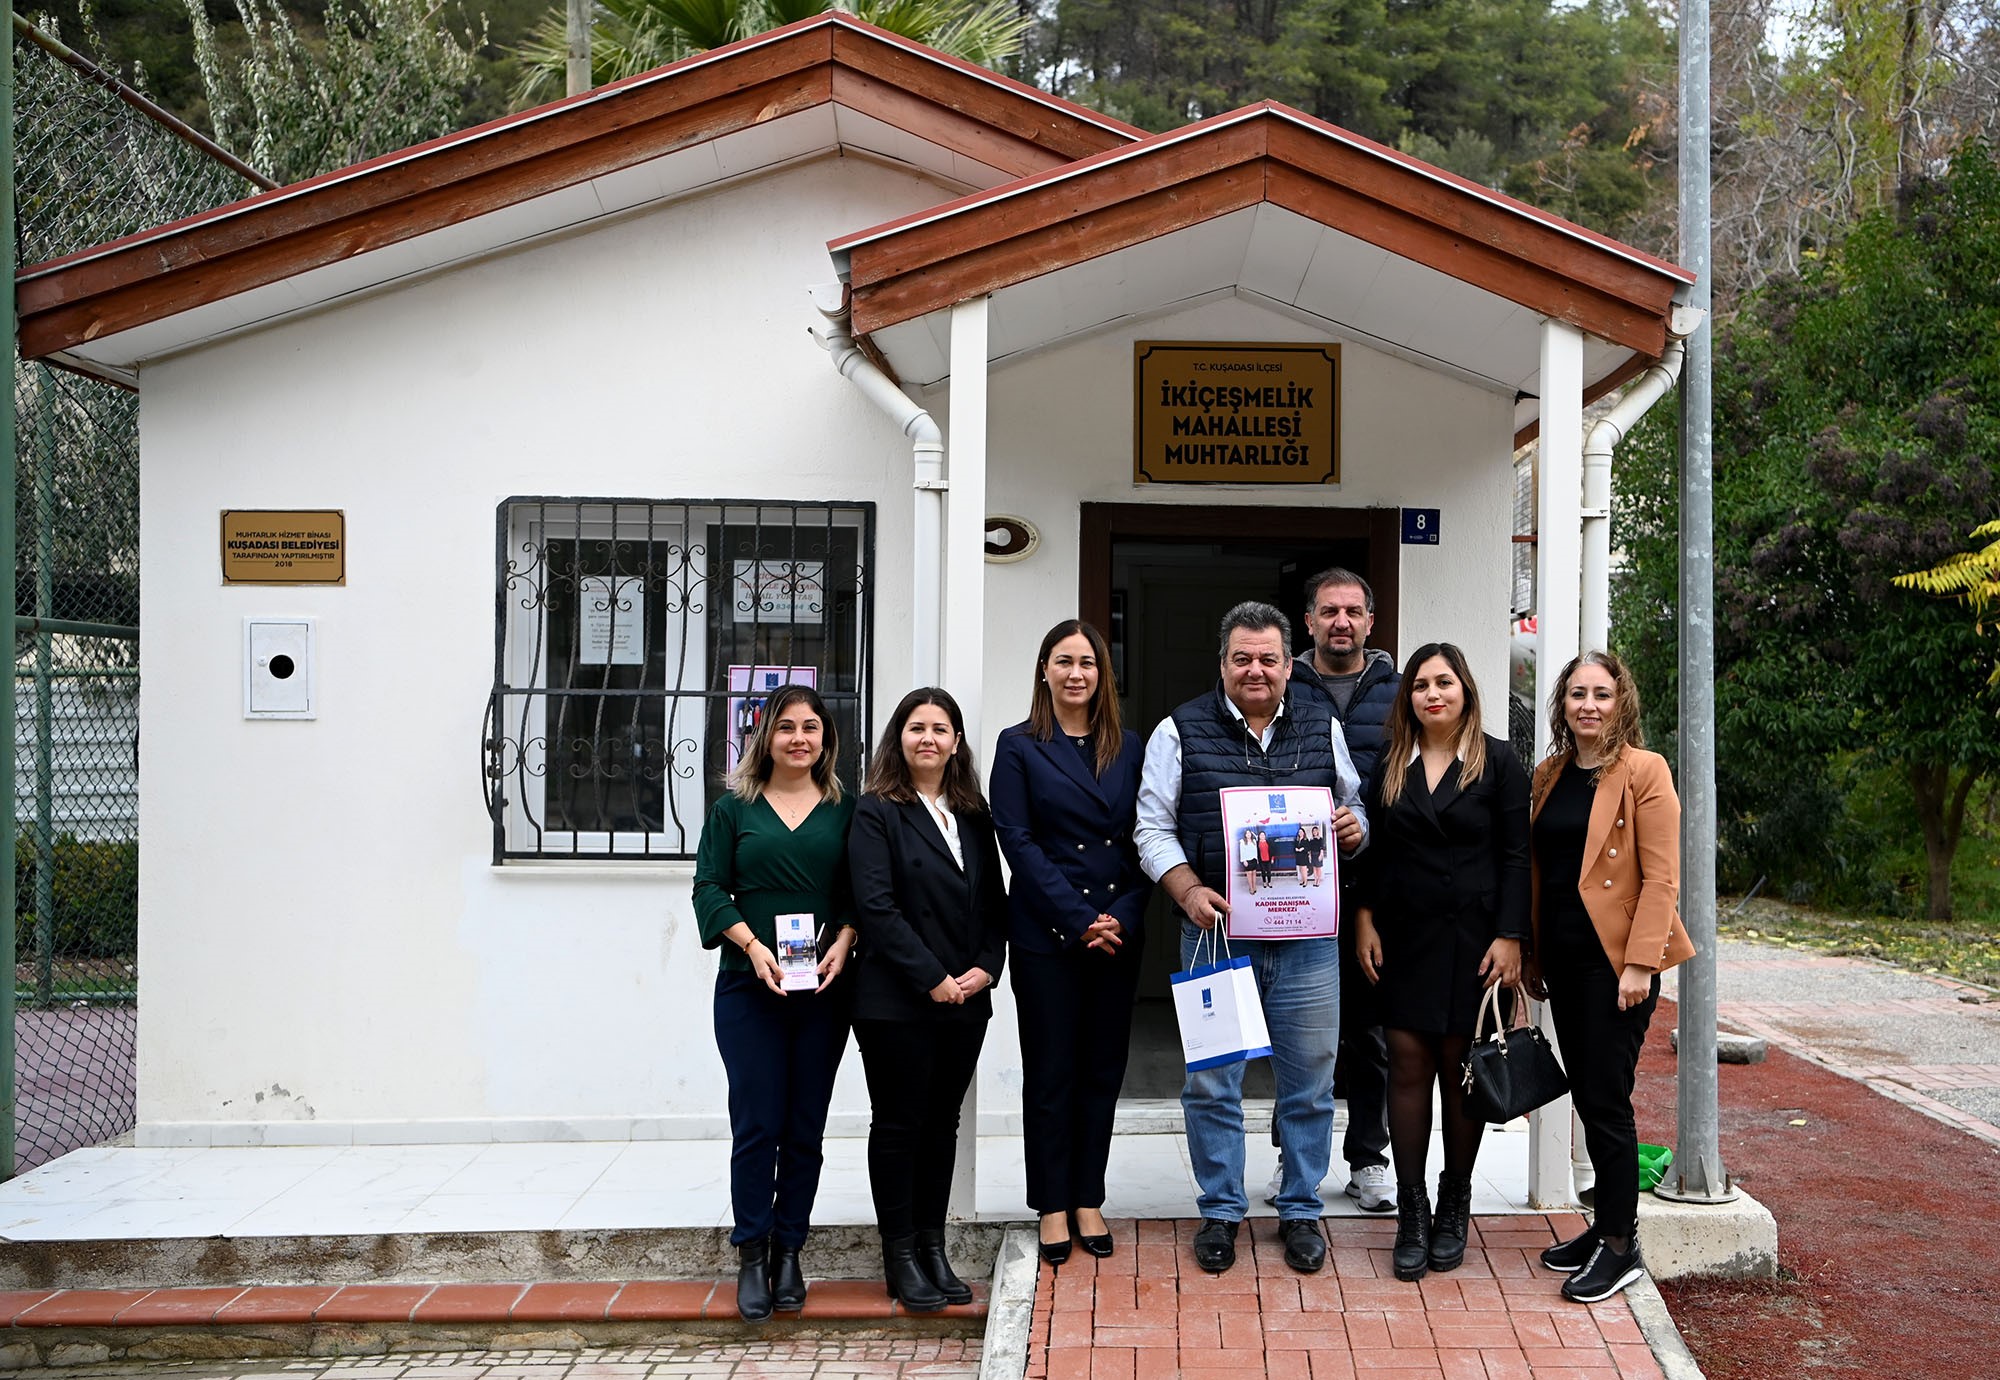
[
  {"left": 1136, "top": 602, "right": 1370, "bottom": 1277},
  {"left": 1282, "top": 568, "right": 1401, "bottom": 1215}
]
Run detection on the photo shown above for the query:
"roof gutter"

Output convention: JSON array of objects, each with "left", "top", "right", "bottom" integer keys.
[
  {"left": 1580, "top": 303, "right": 1707, "bottom": 651},
  {"left": 809, "top": 283, "right": 945, "bottom": 685}
]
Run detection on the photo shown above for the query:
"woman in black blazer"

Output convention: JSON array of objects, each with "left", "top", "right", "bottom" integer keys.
[
  {"left": 848, "top": 686, "right": 1008, "bottom": 1313},
  {"left": 1353, "top": 643, "right": 1529, "bottom": 1283},
  {"left": 990, "top": 620, "right": 1150, "bottom": 1265}
]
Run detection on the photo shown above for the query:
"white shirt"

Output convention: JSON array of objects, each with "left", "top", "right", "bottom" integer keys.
[
  {"left": 1135, "top": 693, "right": 1369, "bottom": 884},
  {"left": 919, "top": 791, "right": 964, "bottom": 869}
]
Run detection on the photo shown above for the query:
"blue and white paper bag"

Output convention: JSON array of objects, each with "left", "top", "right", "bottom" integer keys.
[{"left": 1170, "top": 932, "right": 1273, "bottom": 1071}]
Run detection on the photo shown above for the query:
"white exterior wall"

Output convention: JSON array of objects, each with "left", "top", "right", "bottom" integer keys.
[
  {"left": 135, "top": 174, "right": 1518, "bottom": 1143},
  {"left": 967, "top": 296, "right": 1515, "bottom": 1111},
  {"left": 135, "top": 156, "right": 952, "bottom": 1143}
]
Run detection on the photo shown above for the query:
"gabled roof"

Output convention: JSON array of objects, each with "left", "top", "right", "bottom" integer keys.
[
  {"left": 825, "top": 102, "right": 1693, "bottom": 433},
  {"left": 15, "top": 12, "right": 1140, "bottom": 379}
]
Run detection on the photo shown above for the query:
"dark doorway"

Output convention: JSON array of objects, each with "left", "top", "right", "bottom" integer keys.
[{"left": 1079, "top": 503, "right": 1399, "bottom": 1099}]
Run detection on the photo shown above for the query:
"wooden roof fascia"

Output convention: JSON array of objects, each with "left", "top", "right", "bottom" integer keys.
[
  {"left": 827, "top": 68, "right": 1078, "bottom": 180},
  {"left": 1261, "top": 163, "right": 1668, "bottom": 356},
  {"left": 845, "top": 120, "right": 1269, "bottom": 292},
  {"left": 1262, "top": 122, "right": 1681, "bottom": 319},
  {"left": 1511, "top": 351, "right": 1657, "bottom": 450},
  {"left": 842, "top": 109, "right": 1679, "bottom": 355},
  {"left": 15, "top": 13, "right": 1142, "bottom": 363},
  {"left": 17, "top": 70, "right": 833, "bottom": 361},
  {"left": 850, "top": 162, "right": 1267, "bottom": 333},
  {"left": 828, "top": 24, "right": 1141, "bottom": 159}
]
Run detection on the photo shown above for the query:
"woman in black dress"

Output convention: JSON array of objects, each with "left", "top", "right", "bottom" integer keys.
[
  {"left": 848, "top": 688, "right": 1009, "bottom": 1312},
  {"left": 1353, "top": 643, "right": 1530, "bottom": 1282}
]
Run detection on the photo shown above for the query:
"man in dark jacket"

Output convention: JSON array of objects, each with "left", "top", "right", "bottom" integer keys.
[{"left": 1284, "top": 568, "right": 1400, "bottom": 1213}]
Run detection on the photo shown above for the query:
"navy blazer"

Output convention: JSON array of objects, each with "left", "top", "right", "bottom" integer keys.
[
  {"left": 847, "top": 793, "right": 1009, "bottom": 1024},
  {"left": 988, "top": 723, "right": 1151, "bottom": 957}
]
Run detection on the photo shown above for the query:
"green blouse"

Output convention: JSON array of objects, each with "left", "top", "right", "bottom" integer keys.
[{"left": 692, "top": 792, "right": 858, "bottom": 973}]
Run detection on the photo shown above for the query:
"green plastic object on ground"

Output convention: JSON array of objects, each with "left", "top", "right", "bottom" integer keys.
[{"left": 1638, "top": 1142, "right": 1674, "bottom": 1192}]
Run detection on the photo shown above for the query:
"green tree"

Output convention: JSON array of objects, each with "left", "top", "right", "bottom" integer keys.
[
  {"left": 1896, "top": 519, "right": 2000, "bottom": 684},
  {"left": 511, "top": 0, "right": 1031, "bottom": 108},
  {"left": 1614, "top": 147, "right": 2000, "bottom": 921},
  {"left": 185, "top": 0, "right": 483, "bottom": 185}
]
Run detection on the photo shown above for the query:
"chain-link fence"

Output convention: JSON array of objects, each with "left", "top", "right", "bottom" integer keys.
[{"left": 12, "top": 19, "right": 258, "bottom": 1173}]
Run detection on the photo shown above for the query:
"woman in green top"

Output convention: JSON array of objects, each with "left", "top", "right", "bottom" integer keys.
[{"left": 693, "top": 683, "right": 858, "bottom": 1322}]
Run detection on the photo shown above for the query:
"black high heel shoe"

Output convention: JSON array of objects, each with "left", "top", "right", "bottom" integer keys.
[
  {"left": 1038, "top": 1213, "right": 1073, "bottom": 1266},
  {"left": 1072, "top": 1211, "right": 1114, "bottom": 1258}
]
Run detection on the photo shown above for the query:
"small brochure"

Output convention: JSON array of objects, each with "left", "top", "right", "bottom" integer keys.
[
  {"left": 1220, "top": 785, "right": 1340, "bottom": 940},
  {"left": 774, "top": 912, "right": 821, "bottom": 991}
]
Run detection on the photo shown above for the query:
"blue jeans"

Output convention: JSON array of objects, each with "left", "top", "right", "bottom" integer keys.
[{"left": 1179, "top": 920, "right": 1340, "bottom": 1221}]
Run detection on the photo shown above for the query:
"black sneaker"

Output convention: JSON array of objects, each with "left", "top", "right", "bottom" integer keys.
[
  {"left": 1279, "top": 1218, "right": 1326, "bottom": 1273},
  {"left": 1192, "top": 1218, "right": 1239, "bottom": 1273},
  {"left": 1540, "top": 1226, "right": 1600, "bottom": 1272},
  {"left": 1561, "top": 1240, "right": 1645, "bottom": 1303}
]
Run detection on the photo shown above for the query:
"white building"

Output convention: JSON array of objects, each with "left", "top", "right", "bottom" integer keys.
[{"left": 17, "top": 14, "right": 1693, "bottom": 1156}]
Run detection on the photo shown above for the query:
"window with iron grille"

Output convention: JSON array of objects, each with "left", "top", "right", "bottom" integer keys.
[{"left": 484, "top": 499, "right": 875, "bottom": 861}]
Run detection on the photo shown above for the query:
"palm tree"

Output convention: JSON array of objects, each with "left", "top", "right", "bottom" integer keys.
[{"left": 512, "top": 0, "right": 1032, "bottom": 107}]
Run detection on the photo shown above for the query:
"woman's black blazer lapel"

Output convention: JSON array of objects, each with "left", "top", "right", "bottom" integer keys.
[{"left": 901, "top": 799, "right": 965, "bottom": 872}]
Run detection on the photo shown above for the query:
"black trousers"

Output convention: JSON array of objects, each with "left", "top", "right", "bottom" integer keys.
[
  {"left": 854, "top": 1017, "right": 988, "bottom": 1239},
  {"left": 1543, "top": 928, "right": 1659, "bottom": 1240},
  {"left": 1011, "top": 944, "right": 1143, "bottom": 1213},
  {"left": 713, "top": 970, "right": 852, "bottom": 1248},
  {"left": 1336, "top": 897, "right": 1390, "bottom": 1170}
]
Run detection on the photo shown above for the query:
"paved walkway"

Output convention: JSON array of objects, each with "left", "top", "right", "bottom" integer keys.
[
  {"left": 1023, "top": 1216, "right": 1665, "bottom": 1380},
  {"left": 1706, "top": 937, "right": 2000, "bottom": 1148}
]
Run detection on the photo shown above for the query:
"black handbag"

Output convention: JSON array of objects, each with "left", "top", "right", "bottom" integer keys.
[{"left": 1461, "top": 983, "right": 1569, "bottom": 1124}]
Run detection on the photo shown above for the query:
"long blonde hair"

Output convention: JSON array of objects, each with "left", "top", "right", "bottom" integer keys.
[
  {"left": 1544, "top": 650, "right": 1646, "bottom": 770},
  {"left": 727, "top": 684, "right": 843, "bottom": 803},
  {"left": 1377, "top": 642, "right": 1488, "bottom": 807}
]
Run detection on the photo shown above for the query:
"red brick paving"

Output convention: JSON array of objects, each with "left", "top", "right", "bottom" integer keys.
[
  {"left": 1026, "top": 1218, "right": 1664, "bottom": 1380},
  {"left": 0, "top": 1277, "right": 988, "bottom": 1331}
]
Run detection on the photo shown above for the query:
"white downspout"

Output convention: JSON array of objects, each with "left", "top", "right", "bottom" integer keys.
[
  {"left": 1578, "top": 306, "right": 1706, "bottom": 652},
  {"left": 810, "top": 284, "right": 945, "bottom": 687}
]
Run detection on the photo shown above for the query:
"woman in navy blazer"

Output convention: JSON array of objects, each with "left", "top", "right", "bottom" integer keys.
[
  {"left": 989, "top": 620, "right": 1150, "bottom": 1265},
  {"left": 849, "top": 686, "right": 1008, "bottom": 1313}
]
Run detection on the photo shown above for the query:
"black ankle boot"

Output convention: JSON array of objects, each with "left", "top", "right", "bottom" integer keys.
[
  {"left": 769, "top": 1242, "right": 806, "bottom": 1312},
  {"left": 1392, "top": 1183, "right": 1432, "bottom": 1282},
  {"left": 1429, "top": 1172, "right": 1472, "bottom": 1273},
  {"left": 883, "top": 1234, "right": 948, "bottom": 1312},
  {"left": 914, "top": 1228, "right": 973, "bottom": 1305},
  {"left": 736, "top": 1239, "right": 774, "bottom": 1321}
]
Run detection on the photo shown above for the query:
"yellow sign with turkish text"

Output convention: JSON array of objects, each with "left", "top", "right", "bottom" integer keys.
[
  {"left": 221, "top": 510, "right": 346, "bottom": 585},
  {"left": 1135, "top": 341, "right": 1340, "bottom": 484}
]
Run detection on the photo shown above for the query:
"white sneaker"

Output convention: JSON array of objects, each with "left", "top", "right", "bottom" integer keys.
[
  {"left": 1345, "top": 1162, "right": 1395, "bottom": 1212},
  {"left": 1264, "top": 1154, "right": 1284, "bottom": 1206}
]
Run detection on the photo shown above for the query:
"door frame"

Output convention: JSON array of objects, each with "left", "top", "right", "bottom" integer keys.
[{"left": 1079, "top": 502, "right": 1402, "bottom": 661}]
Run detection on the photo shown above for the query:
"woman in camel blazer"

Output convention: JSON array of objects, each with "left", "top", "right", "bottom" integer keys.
[{"left": 1526, "top": 651, "right": 1693, "bottom": 1305}]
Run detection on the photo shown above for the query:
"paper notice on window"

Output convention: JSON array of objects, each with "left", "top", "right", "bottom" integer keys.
[
  {"left": 733, "top": 561, "right": 826, "bottom": 625},
  {"left": 579, "top": 576, "right": 644, "bottom": 665}
]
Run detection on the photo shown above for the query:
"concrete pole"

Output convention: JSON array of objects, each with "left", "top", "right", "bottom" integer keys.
[
  {"left": 1659, "top": 0, "right": 1736, "bottom": 1205},
  {"left": 944, "top": 296, "right": 990, "bottom": 1220},
  {"left": 1528, "top": 318, "right": 1584, "bottom": 1209}
]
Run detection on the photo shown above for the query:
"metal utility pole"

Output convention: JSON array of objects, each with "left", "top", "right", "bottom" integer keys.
[
  {"left": 1658, "top": 0, "right": 1736, "bottom": 1206},
  {"left": 2, "top": 0, "right": 21, "bottom": 1182},
  {"left": 566, "top": 0, "right": 592, "bottom": 97}
]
